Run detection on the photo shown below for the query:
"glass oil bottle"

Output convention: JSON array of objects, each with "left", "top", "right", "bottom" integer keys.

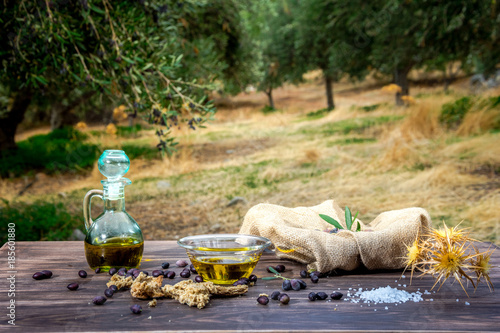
[{"left": 83, "top": 150, "right": 144, "bottom": 271}]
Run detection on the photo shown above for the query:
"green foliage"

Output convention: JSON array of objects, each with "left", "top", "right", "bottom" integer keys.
[
  {"left": 261, "top": 105, "right": 277, "bottom": 114},
  {"left": 490, "top": 96, "right": 500, "bottom": 108},
  {"left": 0, "top": 128, "right": 99, "bottom": 177},
  {"left": 120, "top": 143, "right": 159, "bottom": 160},
  {"left": 0, "top": 200, "right": 81, "bottom": 244},
  {"left": 319, "top": 206, "right": 361, "bottom": 232},
  {"left": 301, "top": 115, "right": 403, "bottom": 137},
  {"left": 178, "top": 0, "right": 257, "bottom": 94},
  {"left": 359, "top": 104, "right": 381, "bottom": 112},
  {"left": 327, "top": 137, "right": 376, "bottom": 146},
  {"left": 306, "top": 108, "right": 331, "bottom": 120},
  {"left": 116, "top": 124, "right": 144, "bottom": 138},
  {"left": 0, "top": 0, "right": 235, "bottom": 153},
  {"left": 439, "top": 97, "right": 473, "bottom": 129},
  {"left": 242, "top": 1, "right": 305, "bottom": 108}
]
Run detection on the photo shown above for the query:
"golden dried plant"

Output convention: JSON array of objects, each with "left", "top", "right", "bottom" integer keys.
[
  {"left": 423, "top": 238, "right": 476, "bottom": 296},
  {"left": 106, "top": 123, "right": 117, "bottom": 135},
  {"left": 381, "top": 84, "right": 402, "bottom": 93},
  {"left": 429, "top": 222, "right": 471, "bottom": 247},
  {"left": 403, "top": 222, "right": 495, "bottom": 296},
  {"left": 401, "top": 238, "right": 426, "bottom": 283},
  {"left": 113, "top": 105, "right": 128, "bottom": 121},
  {"left": 401, "top": 95, "right": 416, "bottom": 105},
  {"left": 75, "top": 121, "right": 88, "bottom": 130},
  {"left": 470, "top": 246, "right": 495, "bottom": 292}
]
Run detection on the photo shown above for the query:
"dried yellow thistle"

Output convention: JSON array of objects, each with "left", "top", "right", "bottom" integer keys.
[
  {"left": 402, "top": 238, "right": 425, "bottom": 283},
  {"left": 428, "top": 222, "right": 471, "bottom": 248},
  {"left": 405, "top": 221, "right": 495, "bottom": 296},
  {"left": 426, "top": 241, "right": 476, "bottom": 296},
  {"left": 470, "top": 247, "right": 495, "bottom": 292}
]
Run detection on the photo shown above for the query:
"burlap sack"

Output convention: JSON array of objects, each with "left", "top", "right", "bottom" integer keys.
[{"left": 239, "top": 200, "right": 432, "bottom": 272}]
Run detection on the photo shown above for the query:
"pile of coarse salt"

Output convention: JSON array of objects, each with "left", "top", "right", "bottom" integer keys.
[{"left": 346, "top": 285, "right": 423, "bottom": 304}]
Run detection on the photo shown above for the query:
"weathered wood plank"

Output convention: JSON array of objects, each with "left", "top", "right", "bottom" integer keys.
[{"left": 0, "top": 241, "right": 498, "bottom": 332}]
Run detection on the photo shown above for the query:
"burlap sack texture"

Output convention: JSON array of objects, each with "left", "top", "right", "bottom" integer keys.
[{"left": 239, "top": 200, "right": 432, "bottom": 273}]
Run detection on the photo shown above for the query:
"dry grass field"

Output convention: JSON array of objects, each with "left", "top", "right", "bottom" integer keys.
[{"left": 2, "top": 73, "right": 500, "bottom": 244}]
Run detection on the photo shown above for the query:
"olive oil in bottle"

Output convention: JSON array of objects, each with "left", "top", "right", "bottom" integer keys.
[
  {"left": 84, "top": 237, "right": 143, "bottom": 271},
  {"left": 190, "top": 254, "right": 261, "bottom": 285},
  {"left": 83, "top": 150, "right": 144, "bottom": 272}
]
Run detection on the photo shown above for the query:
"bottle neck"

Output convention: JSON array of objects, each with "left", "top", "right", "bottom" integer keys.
[
  {"left": 104, "top": 196, "right": 125, "bottom": 211},
  {"left": 102, "top": 181, "right": 126, "bottom": 212}
]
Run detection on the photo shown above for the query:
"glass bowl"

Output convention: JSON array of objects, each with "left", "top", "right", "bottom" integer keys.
[{"left": 177, "top": 234, "right": 272, "bottom": 285}]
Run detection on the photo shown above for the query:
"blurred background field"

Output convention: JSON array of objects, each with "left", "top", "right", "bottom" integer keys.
[
  {"left": 1, "top": 1, "right": 499, "bottom": 246},
  {"left": 1, "top": 73, "right": 499, "bottom": 245}
]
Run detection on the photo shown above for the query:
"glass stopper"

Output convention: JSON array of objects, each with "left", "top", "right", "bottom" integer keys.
[{"left": 98, "top": 150, "right": 130, "bottom": 181}]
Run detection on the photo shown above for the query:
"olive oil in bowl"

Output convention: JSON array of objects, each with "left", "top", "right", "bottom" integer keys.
[
  {"left": 190, "top": 254, "right": 261, "bottom": 284},
  {"left": 178, "top": 234, "right": 271, "bottom": 285}
]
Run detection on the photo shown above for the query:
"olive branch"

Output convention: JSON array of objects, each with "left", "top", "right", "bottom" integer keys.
[{"left": 319, "top": 206, "right": 361, "bottom": 232}]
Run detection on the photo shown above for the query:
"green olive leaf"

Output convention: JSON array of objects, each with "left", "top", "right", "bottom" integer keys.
[
  {"left": 267, "top": 266, "right": 279, "bottom": 275},
  {"left": 319, "top": 214, "right": 344, "bottom": 230},
  {"left": 345, "top": 206, "right": 353, "bottom": 231}
]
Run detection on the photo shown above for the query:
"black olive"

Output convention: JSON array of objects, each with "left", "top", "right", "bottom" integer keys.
[
  {"left": 282, "top": 279, "right": 292, "bottom": 291},
  {"left": 104, "top": 288, "right": 114, "bottom": 298},
  {"left": 176, "top": 260, "right": 188, "bottom": 267},
  {"left": 330, "top": 291, "right": 343, "bottom": 300},
  {"left": 270, "top": 291, "right": 281, "bottom": 300},
  {"left": 41, "top": 270, "right": 53, "bottom": 278},
  {"left": 130, "top": 304, "right": 142, "bottom": 314},
  {"left": 290, "top": 279, "right": 301, "bottom": 291},
  {"left": 275, "top": 264, "right": 286, "bottom": 273},
  {"left": 316, "top": 292, "right": 328, "bottom": 300},
  {"left": 92, "top": 296, "right": 107, "bottom": 305},
  {"left": 249, "top": 274, "right": 257, "bottom": 283},
  {"left": 257, "top": 296, "right": 269, "bottom": 305},
  {"left": 180, "top": 270, "right": 191, "bottom": 278},
  {"left": 67, "top": 283, "right": 79, "bottom": 291},
  {"left": 279, "top": 293, "right": 290, "bottom": 305},
  {"left": 297, "top": 279, "right": 307, "bottom": 289},
  {"left": 152, "top": 270, "right": 164, "bottom": 277}
]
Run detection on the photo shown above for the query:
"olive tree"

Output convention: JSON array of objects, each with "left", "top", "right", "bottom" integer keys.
[{"left": 0, "top": 0, "right": 219, "bottom": 154}]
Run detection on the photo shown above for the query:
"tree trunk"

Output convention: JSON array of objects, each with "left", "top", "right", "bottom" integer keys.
[
  {"left": 0, "top": 90, "right": 32, "bottom": 152},
  {"left": 128, "top": 108, "right": 137, "bottom": 128},
  {"left": 265, "top": 88, "right": 275, "bottom": 110},
  {"left": 325, "top": 75, "right": 335, "bottom": 110},
  {"left": 50, "top": 91, "right": 96, "bottom": 130},
  {"left": 443, "top": 76, "right": 451, "bottom": 92},
  {"left": 443, "top": 62, "right": 460, "bottom": 92},
  {"left": 50, "top": 104, "right": 65, "bottom": 130},
  {"left": 394, "top": 68, "right": 410, "bottom": 106}
]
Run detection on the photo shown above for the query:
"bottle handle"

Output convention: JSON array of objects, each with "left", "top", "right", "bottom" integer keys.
[{"left": 83, "top": 190, "right": 104, "bottom": 232}]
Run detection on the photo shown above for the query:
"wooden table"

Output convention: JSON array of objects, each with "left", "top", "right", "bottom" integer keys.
[{"left": 1, "top": 241, "right": 498, "bottom": 332}]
